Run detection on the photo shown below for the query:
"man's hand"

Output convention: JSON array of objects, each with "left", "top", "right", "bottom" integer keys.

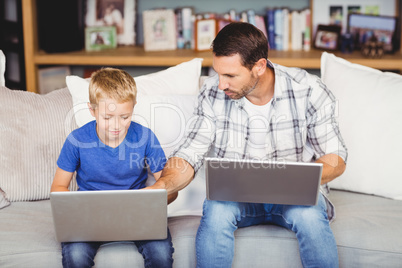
[{"left": 146, "top": 157, "right": 195, "bottom": 204}]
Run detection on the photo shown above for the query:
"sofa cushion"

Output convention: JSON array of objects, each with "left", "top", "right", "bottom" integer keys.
[
  {"left": 0, "top": 188, "right": 10, "bottom": 209},
  {"left": 66, "top": 58, "right": 203, "bottom": 128},
  {"left": 1, "top": 190, "right": 401, "bottom": 267},
  {"left": 321, "top": 52, "right": 402, "bottom": 200},
  {"left": 0, "top": 87, "right": 78, "bottom": 204}
]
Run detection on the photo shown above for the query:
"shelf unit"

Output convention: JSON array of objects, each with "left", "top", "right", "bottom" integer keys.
[
  {"left": 1, "top": 0, "right": 26, "bottom": 90},
  {"left": 22, "top": 0, "right": 402, "bottom": 93}
]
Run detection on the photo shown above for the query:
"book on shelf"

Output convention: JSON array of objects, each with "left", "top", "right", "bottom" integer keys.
[
  {"left": 274, "top": 9, "right": 283, "bottom": 50},
  {"left": 143, "top": 6, "right": 312, "bottom": 52},
  {"left": 291, "top": 9, "right": 302, "bottom": 51},
  {"left": 175, "top": 7, "right": 194, "bottom": 49},
  {"left": 266, "top": 8, "right": 276, "bottom": 50},
  {"left": 282, "top": 8, "right": 290, "bottom": 51},
  {"left": 303, "top": 9, "right": 311, "bottom": 51},
  {"left": 255, "top": 15, "right": 268, "bottom": 38}
]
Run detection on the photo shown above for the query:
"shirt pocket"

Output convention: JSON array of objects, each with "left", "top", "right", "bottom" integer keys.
[{"left": 271, "top": 118, "right": 307, "bottom": 160}]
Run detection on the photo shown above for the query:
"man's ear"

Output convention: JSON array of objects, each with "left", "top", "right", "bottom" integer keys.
[
  {"left": 88, "top": 103, "right": 96, "bottom": 117},
  {"left": 254, "top": 58, "right": 267, "bottom": 76}
]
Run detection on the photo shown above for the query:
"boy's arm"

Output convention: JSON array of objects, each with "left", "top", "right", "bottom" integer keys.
[
  {"left": 51, "top": 167, "right": 74, "bottom": 192},
  {"left": 153, "top": 170, "right": 178, "bottom": 204}
]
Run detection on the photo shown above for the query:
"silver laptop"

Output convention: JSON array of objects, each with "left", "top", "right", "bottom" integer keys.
[
  {"left": 205, "top": 157, "right": 323, "bottom": 206},
  {"left": 50, "top": 189, "right": 167, "bottom": 242}
]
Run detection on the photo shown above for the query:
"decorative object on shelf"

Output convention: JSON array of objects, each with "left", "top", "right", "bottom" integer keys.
[
  {"left": 348, "top": 13, "right": 398, "bottom": 53},
  {"left": 340, "top": 33, "right": 354, "bottom": 53},
  {"left": 85, "top": 26, "right": 117, "bottom": 51},
  {"left": 85, "top": 0, "right": 136, "bottom": 46},
  {"left": 195, "top": 19, "right": 217, "bottom": 51},
  {"left": 314, "top": 24, "right": 341, "bottom": 51},
  {"left": 37, "top": 0, "right": 85, "bottom": 54},
  {"left": 312, "top": 0, "right": 396, "bottom": 39},
  {"left": 38, "top": 66, "right": 71, "bottom": 95},
  {"left": 361, "top": 36, "right": 385, "bottom": 58},
  {"left": 143, "top": 9, "right": 177, "bottom": 51}
]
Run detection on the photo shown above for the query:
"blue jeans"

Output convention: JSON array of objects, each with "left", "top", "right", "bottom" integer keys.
[
  {"left": 61, "top": 229, "right": 173, "bottom": 268},
  {"left": 196, "top": 194, "right": 338, "bottom": 268}
]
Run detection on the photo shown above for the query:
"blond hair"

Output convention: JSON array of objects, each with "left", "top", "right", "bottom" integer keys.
[{"left": 89, "top": 68, "right": 137, "bottom": 107}]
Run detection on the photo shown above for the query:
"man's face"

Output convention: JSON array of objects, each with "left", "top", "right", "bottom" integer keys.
[{"left": 212, "top": 53, "right": 259, "bottom": 100}]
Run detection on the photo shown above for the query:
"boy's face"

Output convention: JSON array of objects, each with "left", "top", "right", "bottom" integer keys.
[{"left": 89, "top": 98, "right": 135, "bottom": 148}]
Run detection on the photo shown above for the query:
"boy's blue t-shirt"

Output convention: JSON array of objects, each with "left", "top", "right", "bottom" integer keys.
[{"left": 57, "top": 121, "right": 166, "bottom": 191}]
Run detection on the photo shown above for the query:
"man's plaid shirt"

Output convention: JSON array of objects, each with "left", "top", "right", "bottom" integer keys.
[{"left": 173, "top": 61, "right": 348, "bottom": 173}]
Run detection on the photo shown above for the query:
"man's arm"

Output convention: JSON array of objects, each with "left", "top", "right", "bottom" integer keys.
[
  {"left": 146, "top": 157, "right": 195, "bottom": 196},
  {"left": 315, "top": 154, "right": 346, "bottom": 185},
  {"left": 153, "top": 169, "right": 180, "bottom": 204}
]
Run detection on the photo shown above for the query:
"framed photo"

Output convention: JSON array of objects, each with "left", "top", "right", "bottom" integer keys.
[
  {"left": 314, "top": 24, "right": 341, "bottom": 50},
  {"left": 85, "top": 0, "right": 136, "bottom": 45},
  {"left": 311, "top": 0, "right": 396, "bottom": 37},
  {"left": 348, "top": 13, "right": 399, "bottom": 53},
  {"left": 142, "top": 9, "right": 177, "bottom": 51},
  {"left": 85, "top": 26, "right": 117, "bottom": 51},
  {"left": 195, "top": 19, "right": 217, "bottom": 51}
]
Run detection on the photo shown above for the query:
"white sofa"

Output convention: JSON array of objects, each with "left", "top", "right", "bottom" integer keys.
[{"left": 1, "top": 54, "right": 402, "bottom": 267}]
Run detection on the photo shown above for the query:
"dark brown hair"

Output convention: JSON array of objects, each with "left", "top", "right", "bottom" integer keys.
[{"left": 212, "top": 22, "right": 268, "bottom": 70}]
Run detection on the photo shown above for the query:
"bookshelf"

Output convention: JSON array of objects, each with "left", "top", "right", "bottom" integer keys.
[
  {"left": 1, "top": 0, "right": 26, "bottom": 90},
  {"left": 22, "top": 0, "right": 402, "bottom": 93}
]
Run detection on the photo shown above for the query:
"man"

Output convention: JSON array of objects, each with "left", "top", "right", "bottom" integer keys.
[{"left": 148, "top": 22, "right": 348, "bottom": 267}]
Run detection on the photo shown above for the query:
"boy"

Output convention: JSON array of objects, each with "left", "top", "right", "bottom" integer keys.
[{"left": 51, "top": 68, "right": 175, "bottom": 268}]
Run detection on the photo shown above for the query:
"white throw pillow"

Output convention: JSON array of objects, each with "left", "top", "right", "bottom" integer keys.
[
  {"left": 66, "top": 58, "right": 203, "bottom": 127},
  {"left": 134, "top": 93, "right": 198, "bottom": 157},
  {"left": 321, "top": 52, "right": 402, "bottom": 200},
  {"left": 137, "top": 93, "right": 205, "bottom": 217}
]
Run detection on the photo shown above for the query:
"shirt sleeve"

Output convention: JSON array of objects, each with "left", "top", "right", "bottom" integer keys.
[
  {"left": 172, "top": 86, "right": 217, "bottom": 172},
  {"left": 306, "top": 78, "right": 348, "bottom": 163},
  {"left": 57, "top": 133, "right": 80, "bottom": 173}
]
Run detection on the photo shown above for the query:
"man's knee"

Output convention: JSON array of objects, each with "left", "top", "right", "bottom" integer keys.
[{"left": 202, "top": 200, "right": 242, "bottom": 227}]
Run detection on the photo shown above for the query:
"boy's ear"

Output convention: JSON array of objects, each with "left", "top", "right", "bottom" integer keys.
[{"left": 88, "top": 103, "right": 96, "bottom": 117}]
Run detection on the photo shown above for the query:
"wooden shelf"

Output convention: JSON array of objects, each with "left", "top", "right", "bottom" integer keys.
[
  {"left": 22, "top": 0, "right": 402, "bottom": 93},
  {"left": 33, "top": 46, "right": 215, "bottom": 67},
  {"left": 33, "top": 46, "right": 402, "bottom": 70}
]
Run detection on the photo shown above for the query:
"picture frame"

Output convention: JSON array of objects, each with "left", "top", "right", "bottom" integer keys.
[
  {"left": 314, "top": 24, "right": 341, "bottom": 50},
  {"left": 311, "top": 0, "right": 396, "bottom": 37},
  {"left": 347, "top": 13, "right": 399, "bottom": 53},
  {"left": 85, "top": 0, "right": 136, "bottom": 46},
  {"left": 195, "top": 19, "right": 217, "bottom": 51},
  {"left": 142, "top": 9, "right": 177, "bottom": 51},
  {"left": 85, "top": 26, "right": 117, "bottom": 51}
]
